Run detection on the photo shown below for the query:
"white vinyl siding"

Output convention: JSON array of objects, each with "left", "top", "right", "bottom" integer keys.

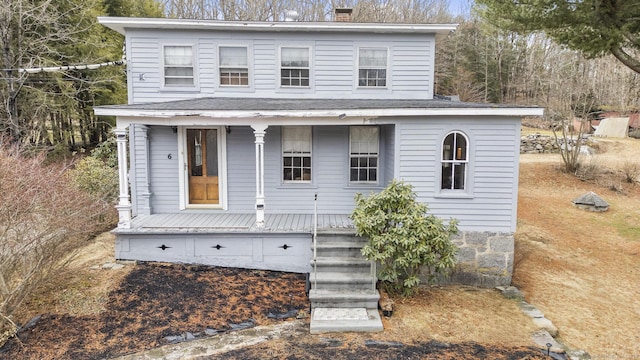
[
  {"left": 126, "top": 31, "right": 435, "bottom": 102},
  {"left": 219, "top": 46, "right": 248, "bottom": 86},
  {"left": 280, "top": 47, "right": 310, "bottom": 87},
  {"left": 397, "top": 118, "right": 521, "bottom": 232},
  {"left": 163, "top": 45, "right": 194, "bottom": 86}
]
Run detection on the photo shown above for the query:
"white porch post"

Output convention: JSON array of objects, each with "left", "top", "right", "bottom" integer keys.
[
  {"left": 114, "top": 127, "right": 132, "bottom": 228},
  {"left": 251, "top": 124, "right": 268, "bottom": 228},
  {"left": 139, "top": 125, "right": 152, "bottom": 215}
]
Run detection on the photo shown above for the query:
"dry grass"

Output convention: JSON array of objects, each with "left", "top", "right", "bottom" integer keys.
[
  {"left": 16, "top": 232, "right": 132, "bottom": 321},
  {"left": 379, "top": 287, "right": 538, "bottom": 346},
  {"left": 517, "top": 135, "right": 640, "bottom": 357}
]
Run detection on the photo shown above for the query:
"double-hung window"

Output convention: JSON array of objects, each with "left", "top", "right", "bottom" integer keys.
[
  {"left": 441, "top": 131, "right": 468, "bottom": 190},
  {"left": 219, "top": 46, "right": 248, "bottom": 86},
  {"left": 163, "top": 45, "right": 194, "bottom": 86},
  {"left": 282, "top": 126, "right": 312, "bottom": 182},
  {"left": 280, "top": 47, "right": 309, "bottom": 87},
  {"left": 350, "top": 126, "right": 379, "bottom": 183},
  {"left": 358, "top": 47, "right": 387, "bottom": 87}
]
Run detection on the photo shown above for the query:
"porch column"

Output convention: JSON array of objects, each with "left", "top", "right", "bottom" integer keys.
[
  {"left": 139, "top": 125, "right": 152, "bottom": 215},
  {"left": 114, "top": 127, "right": 132, "bottom": 228},
  {"left": 251, "top": 124, "right": 268, "bottom": 228}
]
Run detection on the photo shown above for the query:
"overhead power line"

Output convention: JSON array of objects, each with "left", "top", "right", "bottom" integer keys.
[{"left": 0, "top": 60, "right": 126, "bottom": 74}]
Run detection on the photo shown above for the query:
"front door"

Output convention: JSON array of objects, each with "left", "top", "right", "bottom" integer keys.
[{"left": 187, "top": 129, "right": 219, "bottom": 205}]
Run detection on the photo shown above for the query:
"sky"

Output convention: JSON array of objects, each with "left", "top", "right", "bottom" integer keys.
[{"left": 447, "top": 0, "right": 474, "bottom": 17}]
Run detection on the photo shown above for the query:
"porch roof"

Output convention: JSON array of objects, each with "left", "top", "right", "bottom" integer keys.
[{"left": 94, "top": 97, "right": 545, "bottom": 122}]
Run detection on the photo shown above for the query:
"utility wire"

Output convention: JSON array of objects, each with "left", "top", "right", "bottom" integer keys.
[{"left": 0, "top": 60, "right": 126, "bottom": 74}]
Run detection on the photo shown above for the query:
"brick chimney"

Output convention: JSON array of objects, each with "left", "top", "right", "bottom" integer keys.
[{"left": 334, "top": 8, "right": 353, "bottom": 22}]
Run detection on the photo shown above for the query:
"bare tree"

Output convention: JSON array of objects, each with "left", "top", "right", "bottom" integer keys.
[
  {"left": 0, "top": 0, "right": 103, "bottom": 142},
  {"left": 0, "top": 142, "right": 115, "bottom": 346}
]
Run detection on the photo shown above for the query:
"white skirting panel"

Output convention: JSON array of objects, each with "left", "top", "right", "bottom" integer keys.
[{"left": 115, "top": 233, "right": 312, "bottom": 273}]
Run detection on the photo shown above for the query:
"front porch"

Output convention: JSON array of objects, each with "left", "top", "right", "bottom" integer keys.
[
  {"left": 112, "top": 213, "right": 355, "bottom": 274},
  {"left": 115, "top": 213, "right": 354, "bottom": 234}
]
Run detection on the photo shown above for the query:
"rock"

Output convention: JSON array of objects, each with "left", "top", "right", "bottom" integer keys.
[
  {"left": 102, "top": 262, "right": 115, "bottom": 269},
  {"left": 229, "top": 319, "right": 256, "bottom": 331},
  {"left": 164, "top": 335, "right": 183, "bottom": 344},
  {"left": 205, "top": 328, "right": 222, "bottom": 336},
  {"left": 495, "top": 286, "right": 524, "bottom": 301},
  {"left": 364, "top": 340, "right": 404, "bottom": 348},
  {"left": 566, "top": 349, "right": 591, "bottom": 360},
  {"left": 533, "top": 316, "right": 559, "bottom": 337},
  {"left": 184, "top": 332, "right": 195, "bottom": 340},
  {"left": 111, "top": 263, "right": 125, "bottom": 270},
  {"left": 319, "top": 338, "right": 343, "bottom": 347},
  {"left": 267, "top": 309, "right": 298, "bottom": 319},
  {"left": 531, "top": 330, "right": 565, "bottom": 354}
]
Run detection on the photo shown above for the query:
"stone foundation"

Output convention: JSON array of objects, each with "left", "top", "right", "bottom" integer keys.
[{"left": 422, "top": 231, "right": 514, "bottom": 288}]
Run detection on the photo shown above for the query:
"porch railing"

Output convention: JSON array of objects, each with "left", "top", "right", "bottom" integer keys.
[{"left": 312, "top": 193, "right": 318, "bottom": 290}]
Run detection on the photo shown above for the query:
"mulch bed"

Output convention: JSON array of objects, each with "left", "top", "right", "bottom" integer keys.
[
  {"left": 0, "top": 263, "right": 549, "bottom": 359},
  {"left": 0, "top": 263, "right": 308, "bottom": 359},
  {"left": 217, "top": 340, "right": 549, "bottom": 359}
]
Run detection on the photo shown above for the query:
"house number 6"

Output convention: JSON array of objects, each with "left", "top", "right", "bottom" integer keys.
[{"left": 167, "top": 154, "right": 172, "bottom": 159}]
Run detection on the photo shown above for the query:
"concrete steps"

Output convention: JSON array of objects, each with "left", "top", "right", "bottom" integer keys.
[{"left": 309, "top": 231, "right": 383, "bottom": 333}]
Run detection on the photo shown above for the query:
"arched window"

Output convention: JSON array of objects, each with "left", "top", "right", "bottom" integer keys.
[{"left": 441, "top": 131, "right": 468, "bottom": 190}]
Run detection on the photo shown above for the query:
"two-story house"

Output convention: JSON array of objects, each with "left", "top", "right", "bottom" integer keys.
[{"left": 95, "top": 13, "right": 543, "bottom": 332}]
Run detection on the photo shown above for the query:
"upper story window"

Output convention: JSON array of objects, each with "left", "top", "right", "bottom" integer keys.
[
  {"left": 219, "top": 46, "right": 248, "bottom": 86},
  {"left": 280, "top": 47, "right": 310, "bottom": 87},
  {"left": 282, "top": 126, "right": 312, "bottom": 182},
  {"left": 163, "top": 45, "right": 194, "bottom": 86},
  {"left": 350, "top": 126, "right": 379, "bottom": 183},
  {"left": 441, "top": 131, "right": 469, "bottom": 190},
  {"left": 358, "top": 47, "right": 387, "bottom": 87}
]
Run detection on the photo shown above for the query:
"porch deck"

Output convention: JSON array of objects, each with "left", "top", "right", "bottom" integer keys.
[{"left": 116, "top": 212, "right": 355, "bottom": 234}]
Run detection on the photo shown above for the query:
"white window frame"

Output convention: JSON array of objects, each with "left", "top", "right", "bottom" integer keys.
[
  {"left": 279, "top": 46, "right": 311, "bottom": 88},
  {"left": 349, "top": 126, "right": 379, "bottom": 184},
  {"left": 177, "top": 126, "right": 228, "bottom": 210},
  {"left": 357, "top": 47, "right": 388, "bottom": 88},
  {"left": 440, "top": 131, "right": 469, "bottom": 192},
  {"left": 162, "top": 44, "right": 196, "bottom": 88},
  {"left": 218, "top": 45, "right": 249, "bottom": 87},
  {"left": 282, "top": 126, "right": 312, "bottom": 183}
]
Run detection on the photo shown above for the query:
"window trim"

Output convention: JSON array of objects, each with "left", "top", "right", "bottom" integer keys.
[
  {"left": 161, "top": 44, "right": 198, "bottom": 90},
  {"left": 439, "top": 130, "right": 470, "bottom": 194},
  {"left": 218, "top": 45, "right": 250, "bottom": 88},
  {"left": 281, "top": 126, "right": 312, "bottom": 184},
  {"left": 279, "top": 46, "right": 311, "bottom": 88},
  {"left": 349, "top": 126, "right": 380, "bottom": 184},
  {"left": 356, "top": 46, "right": 389, "bottom": 89}
]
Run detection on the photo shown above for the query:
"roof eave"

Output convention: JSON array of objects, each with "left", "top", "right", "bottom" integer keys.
[
  {"left": 94, "top": 107, "right": 545, "bottom": 118},
  {"left": 97, "top": 16, "right": 458, "bottom": 35}
]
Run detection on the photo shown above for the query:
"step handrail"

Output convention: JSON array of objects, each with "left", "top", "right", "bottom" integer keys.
[{"left": 313, "top": 193, "right": 318, "bottom": 290}]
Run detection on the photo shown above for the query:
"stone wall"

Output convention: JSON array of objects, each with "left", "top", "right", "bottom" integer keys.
[
  {"left": 520, "top": 134, "right": 560, "bottom": 153},
  {"left": 424, "top": 231, "right": 514, "bottom": 287}
]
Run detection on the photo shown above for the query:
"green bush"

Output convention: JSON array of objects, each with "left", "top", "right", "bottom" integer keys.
[
  {"left": 69, "top": 156, "right": 119, "bottom": 203},
  {"left": 350, "top": 180, "right": 458, "bottom": 296}
]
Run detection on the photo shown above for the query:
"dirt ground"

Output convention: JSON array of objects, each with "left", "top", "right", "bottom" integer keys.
[{"left": 1, "top": 132, "right": 638, "bottom": 359}]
